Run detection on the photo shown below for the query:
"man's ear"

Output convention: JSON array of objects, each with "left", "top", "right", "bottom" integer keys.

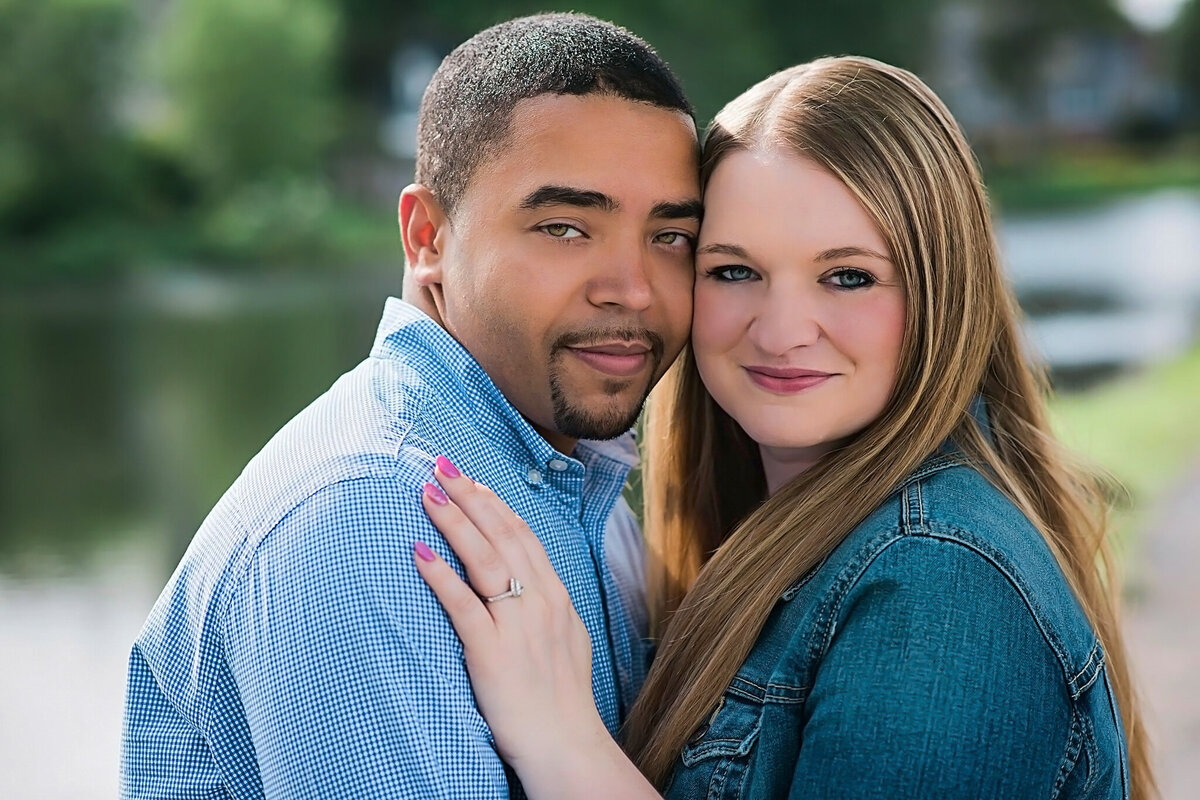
[{"left": 399, "top": 184, "right": 450, "bottom": 289}]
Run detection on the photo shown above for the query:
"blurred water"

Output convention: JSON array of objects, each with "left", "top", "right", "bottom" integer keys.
[
  {"left": 999, "top": 190, "right": 1200, "bottom": 380},
  {"left": 0, "top": 270, "right": 397, "bottom": 571},
  {"left": 1, "top": 268, "right": 397, "bottom": 798},
  {"left": 1, "top": 191, "right": 1198, "bottom": 798},
  {"left": 0, "top": 542, "right": 163, "bottom": 799}
]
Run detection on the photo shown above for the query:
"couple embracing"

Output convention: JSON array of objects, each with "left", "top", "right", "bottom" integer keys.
[{"left": 122, "top": 12, "right": 1150, "bottom": 800}]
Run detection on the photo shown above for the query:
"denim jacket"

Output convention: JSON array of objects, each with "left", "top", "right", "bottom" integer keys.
[{"left": 663, "top": 451, "right": 1130, "bottom": 800}]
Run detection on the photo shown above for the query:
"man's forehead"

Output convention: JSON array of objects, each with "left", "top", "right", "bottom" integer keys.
[
  {"left": 506, "top": 94, "right": 696, "bottom": 159},
  {"left": 448, "top": 92, "right": 699, "bottom": 220}
]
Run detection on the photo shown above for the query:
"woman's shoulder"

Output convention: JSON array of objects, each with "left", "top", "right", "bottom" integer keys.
[
  {"left": 805, "top": 455, "right": 1103, "bottom": 694},
  {"left": 738, "top": 457, "right": 1124, "bottom": 800}
]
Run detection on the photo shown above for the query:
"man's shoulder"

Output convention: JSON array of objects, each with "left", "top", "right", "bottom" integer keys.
[
  {"left": 131, "top": 355, "right": 460, "bottom": 698},
  {"left": 231, "top": 354, "right": 440, "bottom": 535},
  {"left": 135, "top": 354, "right": 451, "bottom": 624}
]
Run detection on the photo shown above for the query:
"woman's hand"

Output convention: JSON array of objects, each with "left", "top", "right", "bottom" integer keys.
[{"left": 412, "top": 456, "right": 612, "bottom": 771}]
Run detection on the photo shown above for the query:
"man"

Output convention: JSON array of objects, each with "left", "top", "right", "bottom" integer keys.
[{"left": 120, "top": 12, "right": 701, "bottom": 799}]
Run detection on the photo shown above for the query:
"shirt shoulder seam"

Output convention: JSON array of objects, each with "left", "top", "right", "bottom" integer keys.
[{"left": 216, "top": 470, "right": 417, "bottom": 683}]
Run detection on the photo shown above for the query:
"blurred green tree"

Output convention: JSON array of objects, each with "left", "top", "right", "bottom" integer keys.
[
  {"left": 1174, "top": 0, "right": 1200, "bottom": 124},
  {"left": 978, "top": 0, "right": 1130, "bottom": 116},
  {"left": 159, "top": 0, "right": 341, "bottom": 193},
  {"left": 335, "top": 0, "right": 946, "bottom": 126},
  {"left": 0, "top": 0, "right": 132, "bottom": 235}
]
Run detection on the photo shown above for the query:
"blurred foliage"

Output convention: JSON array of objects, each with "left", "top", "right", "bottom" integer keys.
[
  {"left": 0, "top": 0, "right": 134, "bottom": 234},
  {"left": 2, "top": 0, "right": 1199, "bottom": 283},
  {"left": 342, "top": 0, "right": 947, "bottom": 127},
  {"left": 979, "top": 0, "right": 1128, "bottom": 113},
  {"left": 157, "top": 0, "right": 341, "bottom": 191},
  {"left": 1174, "top": 0, "right": 1200, "bottom": 123}
]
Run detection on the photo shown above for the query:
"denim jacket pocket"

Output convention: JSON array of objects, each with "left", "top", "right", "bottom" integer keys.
[
  {"left": 680, "top": 694, "right": 762, "bottom": 766},
  {"left": 670, "top": 680, "right": 765, "bottom": 800}
]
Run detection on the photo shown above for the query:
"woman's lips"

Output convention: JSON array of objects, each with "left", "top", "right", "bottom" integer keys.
[
  {"left": 568, "top": 343, "right": 651, "bottom": 377},
  {"left": 744, "top": 366, "right": 834, "bottom": 394}
]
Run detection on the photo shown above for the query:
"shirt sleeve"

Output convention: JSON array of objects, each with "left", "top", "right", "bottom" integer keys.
[
  {"left": 788, "top": 534, "right": 1073, "bottom": 799},
  {"left": 222, "top": 475, "right": 509, "bottom": 799}
]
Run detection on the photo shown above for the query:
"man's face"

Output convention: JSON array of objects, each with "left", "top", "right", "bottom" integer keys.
[{"left": 434, "top": 93, "right": 700, "bottom": 449}]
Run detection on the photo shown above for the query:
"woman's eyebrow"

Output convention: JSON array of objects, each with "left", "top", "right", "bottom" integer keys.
[
  {"left": 816, "top": 245, "right": 892, "bottom": 263},
  {"left": 696, "top": 242, "right": 750, "bottom": 258}
]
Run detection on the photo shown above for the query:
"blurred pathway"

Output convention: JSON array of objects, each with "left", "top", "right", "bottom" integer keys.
[
  {"left": 0, "top": 543, "right": 161, "bottom": 800},
  {"left": 1124, "top": 453, "right": 1200, "bottom": 800}
]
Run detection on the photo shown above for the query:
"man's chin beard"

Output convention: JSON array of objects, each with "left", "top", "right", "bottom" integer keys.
[
  {"left": 548, "top": 377, "right": 648, "bottom": 441},
  {"left": 552, "top": 402, "right": 643, "bottom": 441}
]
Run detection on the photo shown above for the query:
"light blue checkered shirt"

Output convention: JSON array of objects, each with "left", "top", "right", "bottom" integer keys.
[{"left": 121, "top": 298, "right": 646, "bottom": 799}]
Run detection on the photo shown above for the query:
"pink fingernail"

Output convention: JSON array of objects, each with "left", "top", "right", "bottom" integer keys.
[
  {"left": 436, "top": 456, "right": 461, "bottom": 479},
  {"left": 423, "top": 482, "right": 449, "bottom": 505},
  {"left": 414, "top": 541, "right": 436, "bottom": 562}
]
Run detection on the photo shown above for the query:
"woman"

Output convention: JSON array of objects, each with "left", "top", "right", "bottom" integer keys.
[{"left": 412, "top": 56, "right": 1152, "bottom": 799}]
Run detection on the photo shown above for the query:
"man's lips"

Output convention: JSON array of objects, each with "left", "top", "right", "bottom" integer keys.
[
  {"left": 744, "top": 366, "right": 835, "bottom": 394},
  {"left": 566, "top": 341, "right": 652, "bottom": 377}
]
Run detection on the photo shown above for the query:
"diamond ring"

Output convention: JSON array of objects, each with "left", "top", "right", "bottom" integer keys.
[{"left": 482, "top": 578, "right": 524, "bottom": 603}]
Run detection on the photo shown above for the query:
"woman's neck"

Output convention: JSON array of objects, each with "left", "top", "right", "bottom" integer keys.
[{"left": 758, "top": 442, "right": 835, "bottom": 495}]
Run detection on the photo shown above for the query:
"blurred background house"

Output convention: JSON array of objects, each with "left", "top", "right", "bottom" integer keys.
[{"left": 2, "top": 0, "right": 1198, "bottom": 797}]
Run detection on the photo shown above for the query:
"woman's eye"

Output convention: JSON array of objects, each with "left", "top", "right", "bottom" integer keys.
[
  {"left": 708, "top": 265, "right": 756, "bottom": 282},
  {"left": 542, "top": 223, "right": 584, "bottom": 239},
  {"left": 828, "top": 269, "right": 875, "bottom": 289}
]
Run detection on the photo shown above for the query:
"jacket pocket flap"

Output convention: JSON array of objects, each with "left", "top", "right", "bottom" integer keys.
[{"left": 680, "top": 694, "right": 763, "bottom": 766}]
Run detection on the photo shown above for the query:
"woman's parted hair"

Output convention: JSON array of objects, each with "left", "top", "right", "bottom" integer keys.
[{"left": 627, "top": 56, "right": 1153, "bottom": 799}]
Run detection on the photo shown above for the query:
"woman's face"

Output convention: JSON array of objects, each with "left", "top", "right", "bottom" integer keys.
[{"left": 693, "top": 149, "right": 907, "bottom": 473}]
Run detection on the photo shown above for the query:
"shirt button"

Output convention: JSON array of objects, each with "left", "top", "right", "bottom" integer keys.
[
  {"left": 548, "top": 459, "right": 569, "bottom": 472},
  {"left": 526, "top": 467, "right": 543, "bottom": 485}
]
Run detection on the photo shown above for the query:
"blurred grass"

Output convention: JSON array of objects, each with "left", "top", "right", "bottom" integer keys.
[
  {"left": 987, "top": 148, "right": 1200, "bottom": 212},
  {"left": 1050, "top": 345, "right": 1200, "bottom": 561}
]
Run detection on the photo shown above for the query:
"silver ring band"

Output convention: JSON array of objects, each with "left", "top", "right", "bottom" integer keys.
[{"left": 483, "top": 578, "right": 524, "bottom": 603}]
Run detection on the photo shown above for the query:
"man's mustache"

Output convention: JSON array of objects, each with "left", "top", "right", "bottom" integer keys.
[{"left": 551, "top": 327, "right": 665, "bottom": 362}]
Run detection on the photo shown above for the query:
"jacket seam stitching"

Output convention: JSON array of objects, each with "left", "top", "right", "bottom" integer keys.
[
  {"left": 811, "top": 520, "right": 1087, "bottom": 694},
  {"left": 918, "top": 524, "right": 1080, "bottom": 685},
  {"left": 1051, "top": 708, "right": 1086, "bottom": 798},
  {"left": 1067, "top": 641, "right": 1105, "bottom": 698}
]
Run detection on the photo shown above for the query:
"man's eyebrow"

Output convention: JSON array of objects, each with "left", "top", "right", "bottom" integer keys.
[
  {"left": 519, "top": 185, "right": 617, "bottom": 212},
  {"left": 696, "top": 242, "right": 750, "bottom": 259},
  {"left": 650, "top": 199, "right": 704, "bottom": 221},
  {"left": 817, "top": 246, "right": 892, "bottom": 263}
]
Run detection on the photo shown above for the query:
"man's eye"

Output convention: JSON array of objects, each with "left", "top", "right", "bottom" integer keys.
[
  {"left": 655, "top": 231, "right": 695, "bottom": 247},
  {"left": 542, "top": 223, "right": 584, "bottom": 239}
]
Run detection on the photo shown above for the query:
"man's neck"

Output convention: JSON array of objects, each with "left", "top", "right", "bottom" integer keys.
[
  {"left": 401, "top": 283, "right": 443, "bottom": 326},
  {"left": 528, "top": 423, "right": 577, "bottom": 458},
  {"left": 403, "top": 286, "right": 578, "bottom": 457}
]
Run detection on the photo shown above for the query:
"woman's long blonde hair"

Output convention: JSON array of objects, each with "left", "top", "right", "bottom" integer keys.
[{"left": 627, "top": 56, "right": 1153, "bottom": 798}]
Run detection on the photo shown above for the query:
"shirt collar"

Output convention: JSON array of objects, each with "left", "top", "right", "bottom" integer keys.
[{"left": 370, "top": 297, "right": 639, "bottom": 474}]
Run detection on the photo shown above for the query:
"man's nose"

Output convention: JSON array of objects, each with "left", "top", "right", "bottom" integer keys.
[{"left": 587, "top": 238, "right": 654, "bottom": 312}]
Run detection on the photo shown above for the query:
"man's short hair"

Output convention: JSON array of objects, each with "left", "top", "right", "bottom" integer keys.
[{"left": 415, "top": 13, "right": 694, "bottom": 215}]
